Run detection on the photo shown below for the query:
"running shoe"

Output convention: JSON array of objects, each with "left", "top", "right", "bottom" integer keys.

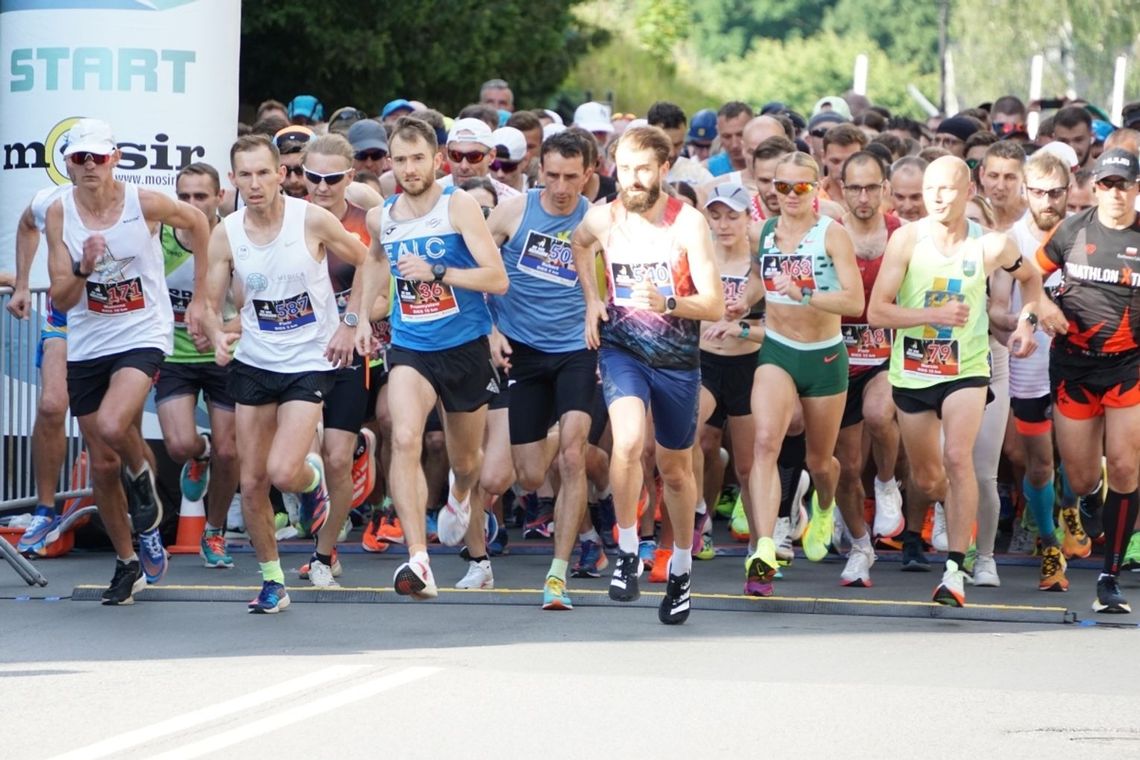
[
  {"left": 393, "top": 557, "right": 438, "bottom": 600},
  {"left": 1079, "top": 474, "right": 1106, "bottom": 542},
  {"left": 592, "top": 494, "right": 618, "bottom": 549},
  {"left": 127, "top": 464, "right": 162, "bottom": 534},
  {"left": 200, "top": 528, "right": 234, "bottom": 569},
  {"left": 426, "top": 511, "right": 440, "bottom": 543},
  {"left": 1008, "top": 508, "right": 1037, "bottom": 555},
  {"left": 931, "top": 501, "right": 948, "bottom": 552},
  {"left": 274, "top": 511, "right": 298, "bottom": 541},
  {"left": 489, "top": 526, "right": 510, "bottom": 556},
  {"left": 377, "top": 514, "right": 405, "bottom": 545},
  {"left": 179, "top": 432, "right": 212, "bottom": 502},
  {"left": 299, "top": 549, "right": 342, "bottom": 580},
  {"left": 138, "top": 528, "right": 168, "bottom": 585},
  {"left": 745, "top": 537, "right": 779, "bottom": 594},
  {"left": 658, "top": 570, "right": 691, "bottom": 625},
  {"left": 298, "top": 454, "right": 330, "bottom": 536},
  {"left": 872, "top": 478, "right": 905, "bottom": 539},
  {"left": 608, "top": 551, "right": 642, "bottom": 602},
  {"left": 1093, "top": 575, "right": 1130, "bottom": 614},
  {"left": 542, "top": 575, "right": 573, "bottom": 610},
  {"left": 729, "top": 494, "right": 749, "bottom": 542},
  {"left": 901, "top": 532, "right": 931, "bottom": 572},
  {"left": 1059, "top": 506, "right": 1092, "bottom": 559},
  {"left": 969, "top": 554, "right": 1000, "bottom": 587},
  {"left": 306, "top": 557, "right": 340, "bottom": 588},
  {"left": 456, "top": 552, "right": 494, "bottom": 589},
  {"left": 638, "top": 538, "right": 657, "bottom": 571},
  {"left": 362, "top": 509, "right": 389, "bottom": 553},
  {"left": 791, "top": 471, "right": 810, "bottom": 541},
  {"left": 17, "top": 506, "right": 58, "bottom": 556},
  {"left": 437, "top": 472, "right": 472, "bottom": 547},
  {"left": 649, "top": 547, "right": 671, "bottom": 583},
  {"left": 831, "top": 507, "right": 851, "bottom": 555},
  {"left": 694, "top": 511, "right": 715, "bottom": 560},
  {"left": 248, "top": 581, "right": 290, "bottom": 613},
  {"left": 715, "top": 486, "right": 739, "bottom": 519},
  {"left": 932, "top": 560, "right": 966, "bottom": 607},
  {"left": 1038, "top": 546, "right": 1069, "bottom": 592},
  {"left": 101, "top": 559, "right": 146, "bottom": 606},
  {"left": 523, "top": 497, "right": 554, "bottom": 539},
  {"left": 483, "top": 509, "right": 499, "bottom": 545},
  {"left": 840, "top": 543, "right": 875, "bottom": 587},
  {"left": 774, "top": 517, "right": 794, "bottom": 565},
  {"left": 571, "top": 539, "right": 609, "bottom": 578},
  {"left": 802, "top": 491, "right": 833, "bottom": 562},
  {"left": 350, "top": 428, "right": 377, "bottom": 508},
  {"left": 1123, "top": 532, "right": 1140, "bottom": 572}
]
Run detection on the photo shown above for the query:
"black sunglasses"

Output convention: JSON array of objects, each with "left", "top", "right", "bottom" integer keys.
[{"left": 355, "top": 148, "right": 388, "bottom": 162}]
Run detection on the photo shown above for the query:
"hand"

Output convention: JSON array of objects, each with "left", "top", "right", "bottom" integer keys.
[
  {"left": 931, "top": 300, "right": 969, "bottom": 328},
  {"left": 630, "top": 280, "right": 665, "bottom": 313},
  {"left": 1008, "top": 320, "right": 1038, "bottom": 358},
  {"left": 1036, "top": 301, "right": 1069, "bottom": 337},
  {"left": 324, "top": 323, "right": 357, "bottom": 369},
  {"left": 724, "top": 296, "right": 750, "bottom": 321},
  {"left": 354, "top": 321, "right": 374, "bottom": 359},
  {"left": 5, "top": 288, "right": 30, "bottom": 319},
  {"left": 81, "top": 234, "right": 106, "bottom": 273},
  {"left": 772, "top": 273, "right": 802, "bottom": 301},
  {"left": 190, "top": 329, "right": 212, "bottom": 353},
  {"left": 702, "top": 320, "right": 734, "bottom": 342},
  {"left": 214, "top": 331, "right": 238, "bottom": 366},
  {"left": 185, "top": 296, "right": 206, "bottom": 339},
  {"left": 489, "top": 330, "right": 513, "bottom": 372},
  {"left": 585, "top": 298, "right": 608, "bottom": 350},
  {"left": 396, "top": 255, "right": 432, "bottom": 281}
]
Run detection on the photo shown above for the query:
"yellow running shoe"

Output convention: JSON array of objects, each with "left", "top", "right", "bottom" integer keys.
[{"left": 802, "top": 491, "right": 834, "bottom": 562}]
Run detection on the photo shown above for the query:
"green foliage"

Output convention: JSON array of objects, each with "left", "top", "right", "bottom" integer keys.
[
  {"left": 240, "top": 0, "right": 592, "bottom": 116},
  {"left": 689, "top": 0, "right": 832, "bottom": 60},
  {"left": 633, "top": 0, "right": 691, "bottom": 64},
  {"left": 824, "top": 0, "right": 940, "bottom": 74}
]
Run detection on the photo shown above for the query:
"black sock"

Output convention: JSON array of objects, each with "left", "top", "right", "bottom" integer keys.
[
  {"left": 1102, "top": 489, "right": 1139, "bottom": 576},
  {"left": 778, "top": 433, "right": 806, "bottom": 469},
  {"left": 948, "top": 551, "right": 966, "bottom": 569},
  {"left": 467, "top": 554, "right": 488, "bottom": 563},
  {"left": 777, "top": 434, "right": 807, "bottom": 518},
  {"left": 315, "top": 552, "right": 333, "bottom": 567},
  {"left": 902, "top": 529, "right": 921, "bottom": 544}
]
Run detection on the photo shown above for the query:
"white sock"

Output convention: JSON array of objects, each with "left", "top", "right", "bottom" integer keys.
[
  {"left": 579, "top": 527, "right": 600, "bottom": 543},
  {"left": 119, "top": 553, "right": 138, "bottom": 563},
  {"left": 597, "top": 485, "right": 612, "bottom": 500},
  {"left": 617, "top": 525, "right": 638, "bottom": 554},
  {"left": 411, "top": 550, "right": 430, "bottom": 565},
  {"left": 198, "top": 433, "right": 212, "bottom": 459},
  {"left": 695, "top": 499, "right": 707, "bottom": 515},
  {"left": 671, "top": 545, "right": 693, "bottom": 575},
  {"left": 874, "top": 477, "right": 894, "bottom": 489},
  {"left": 853, "top": 532, "right": 872, "bottom": 551}
]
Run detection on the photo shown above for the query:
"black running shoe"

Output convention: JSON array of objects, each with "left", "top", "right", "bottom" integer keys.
[
  {"left": 126, "top": 465, "right": 162, "bottom": 534},
  {"left": 101, "top": 559, "right": 146, "bottom": 606},
  {"left": 594, "top": 494, "right": 618, "bottom": 549},
  {"left": 609, "top": 551, "right": 641, "bottom": 602},
  {"left": 1079, "top": 491, "right": 1105, "bottom": 541},
  {"left": 1093, "top": 575, "right": 1131, "bottom": 614},
  {"left": 901, "top": 533, "right": 931, "bottom": 572},
  {"left": 658, "top": 572, "right": 691, "bottom": 625}
]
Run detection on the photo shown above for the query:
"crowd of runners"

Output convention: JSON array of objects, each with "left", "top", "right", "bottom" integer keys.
[{"left": 6, "top": 80, "right": 1140, "bottom": 624}]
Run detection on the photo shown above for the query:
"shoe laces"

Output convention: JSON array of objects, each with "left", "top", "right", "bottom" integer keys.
[
  {"left": 188, "top": 458, "right": 208, "bottom": 481},
  {"left": 204, "top": 533, "right": 226, "bottom": 555},
  {"left": 140, "top": 530, "right": 164, "bottom": 558},
  {"left": 546, "top": 576, "right": 565, "bottom": 596},
  {"left": 1062, "top": 509, "right": 1087, "bottom": 539},
  {"left": 1041, "top": 549, "right": 1063, "bottom": 578}
]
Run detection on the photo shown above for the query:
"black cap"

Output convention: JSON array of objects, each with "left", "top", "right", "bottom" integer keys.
[{"left": 1092, "top": 148, "right": 1139, "bottom": 183}]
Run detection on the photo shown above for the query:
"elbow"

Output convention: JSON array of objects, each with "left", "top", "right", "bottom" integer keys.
[
  {"left": 866, "top": 302, "right": 883, "bottom": 327},
  {"left": 490, "top": 272, "right": 509, "bottom": 296}
]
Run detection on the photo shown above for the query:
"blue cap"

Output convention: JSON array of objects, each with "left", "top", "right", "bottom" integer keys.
[
  {"left": 287, "top": 94, "right": 323, "bottom": 122},
  {"left": 1092, "top": 119, "right": 1115, "bottom": 144},
  {"left": 381, "top": 98, "right": 414, "bottom": 120},
  {"left": 498, "top": 109, "right": 511, "bottom": 127},
  {"left": 687, "top": 109, "right": 717, "bottom": 144}
]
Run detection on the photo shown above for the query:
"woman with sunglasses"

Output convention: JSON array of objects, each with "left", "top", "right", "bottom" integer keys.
[{"left": 727, "top": 152, "right": 864, "bottom": 596}]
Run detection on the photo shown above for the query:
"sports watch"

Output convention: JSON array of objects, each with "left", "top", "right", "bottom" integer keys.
[
  {"left": 431, "top": 263, "right": 448, "bottom": 282},
  {"left": 799, "top": 287, "right": 814, "bottom": 305},
  {"left": 342, "top": 311, "right": 360, "bottom": 327},
  {"left": 664, "top": 295, "right": 678, "bottom": 314}
]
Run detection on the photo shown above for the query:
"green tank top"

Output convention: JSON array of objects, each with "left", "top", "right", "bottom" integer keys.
[
  {"left": 161, "top": 224, "right": 211, "bottom": 363},
  {"left": 889, "top": 219, "right": 990, "bottom": 389}
]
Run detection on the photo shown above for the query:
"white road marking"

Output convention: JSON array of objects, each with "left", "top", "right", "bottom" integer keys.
[{"left": 48, "top": 664, "right": 361, "bottom": 760}]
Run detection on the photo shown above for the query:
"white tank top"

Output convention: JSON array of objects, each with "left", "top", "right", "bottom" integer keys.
[
  {"left": 32, "top": 184, "right": 71, "bottom": 232},
  {"left": 61, "top": 183, "right": 172, "bottom": 361},
  {"left": 226, "top": 196, "right": 339, "bottom": 372},
  {"left": 1007, "top": 216, "right": 1055, "bottom": 399}
]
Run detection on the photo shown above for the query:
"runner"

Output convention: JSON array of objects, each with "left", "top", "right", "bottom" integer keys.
[
  {"left": 571, "top": 125, "right": 725, "bottom": 624},
  {"left": 1034, "top": 148, "right": 1140, "bottom": 613},
  {"left": 45, "top": 118, "right": 211, "bottom": 605},
  {"left": 371, "top": 116, "right": 508, "bottom": 600},
  {"left": 889, "top": 157, "right": 928, "bottom": 223},
  {"left": 202, "top": 133, "right": 379, "bottom": 613},
  {"left": 867, "top": 156, "right": 1052, "bottom": 607},
  {"left": 705, "top": 102, "right": 754, "bottom": 177}
]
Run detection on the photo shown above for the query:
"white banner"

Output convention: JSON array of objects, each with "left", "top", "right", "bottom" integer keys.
[{"left": 0, "top": 0, "right": 241, "bottom": 287}]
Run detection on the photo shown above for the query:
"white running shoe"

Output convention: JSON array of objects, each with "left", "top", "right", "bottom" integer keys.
[
  {"left": 455, "top": 559, "right": 494, "bottom": 589},
  {"left": 437, "top": 471, "right": 472, "bottom": 547},
  {"left": 840, "top": 542, "right": 876, "bottom": 587},
  {"left": 308, "top": 558, "right": 339, "bottom": 588},
  {"left": 394, "top": 558, "right": 438, "bottom": 600},
  {"left": 790, "top": 471, "right": 810, "bottom": 541},
  {"left": 932, "top": 502, "right": 949, "bottom": 552},
  {"left": 774, "top": 516, "right": 794, "bottom": 563},
  {"left": 832, "top": 506, "right": 852, "bottom": 554},
  {"left": 872, "top": 478, "right": 905, "bottom": 539},
  {"left": 969, "top": 554, "right": 1001, "bottom": 587}
]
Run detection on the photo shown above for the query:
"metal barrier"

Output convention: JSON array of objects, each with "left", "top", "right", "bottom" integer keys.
[{"left": 1, "top": 285, "right": 92, "bottom": 512}]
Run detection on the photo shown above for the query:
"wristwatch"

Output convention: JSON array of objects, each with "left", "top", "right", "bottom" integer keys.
[
  {"left": 799, "top": 286, "right": 814, "bottom": 305},
  {"left": 341, "top": 311, "right": 360, "bottom": 328},
  {"left": 664, "top": 295, "right": 678, "bottom": 315},
  {"left": 431, "top": 263, "right": 447, "bottom": 282},
  {"left": 738, "top": 321, "right": 751, "bottom": 338},
  {"left": 1020, "top": 311, "right": 1039, "bottom": 329},
  {"left": 72, "top": 259, "right": 91, "bottom": 278}
]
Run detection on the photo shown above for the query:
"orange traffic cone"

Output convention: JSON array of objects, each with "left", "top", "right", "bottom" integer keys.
[{"left": 169, "top": 494, "right": 206, "bottom": 554}]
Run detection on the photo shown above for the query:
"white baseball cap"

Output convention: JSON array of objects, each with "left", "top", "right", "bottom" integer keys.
[
  {"left": 703, "top": 182, "right": 751, "bottom": 212},
  {"left": 574, "top": 102, "right": 614, "bottom": 134},
  {"left": 447, "top": 117, "right": 496, "bottom": 149},
  {"left": 491, "top": 127, "right": 527, "bottom": 161},
  {"left": 63, "top": 118, "right": 116, "bottom": 156},
  {"left": 543, "top": 123, "right": 567, "bottom": 140},
  {"left": 1038, "top": 141, "right": 1081, "bottom": 174}
]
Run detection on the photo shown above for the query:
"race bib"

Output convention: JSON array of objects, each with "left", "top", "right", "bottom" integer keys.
[
  {"left": 721, "top": 274, "right": 747, "bottom": 303},
  {"left": 518, "top": 231, "right": 578, "bottom": 286},
  {"left": 86, "top": 277, "right": 146, "bottom": 315},
  {"left": 610, "top": 260, "right": 675, "bottom": 308},
  {"left": 396, "top": 277, "right": 459, "bottom": 322},
  {"left": 169, "top": 288, "right": 192, "bottom": 326},
  {"left": 842, "top": 323, "right": 892, "bottom": 366},
  {"left": 253, "top": 292, "right": 316, "bottom": 332},
  {"left": 902, "top": 337, "right": 960, "bottom": 378},
  {"left": 761, "top": 254, "right": 816, "bottom": 294}
]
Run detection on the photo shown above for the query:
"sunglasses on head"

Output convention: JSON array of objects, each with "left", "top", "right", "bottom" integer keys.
[
  {"left": 275, "top": 135, "right": 311, "bottom": 153},
  {"left": 303, "top": 166, "right": 348, "bottom": 186},
  {"left": 448, "top": 148, "right": 488, "bottom": 165},
  {"left": 282, "top": 165, "right": 305, "bottom": 177},
  {"left": 774, "top": 180, "right": 817, "bottom": 196},
  {"left": 68, "top": 152, "right": 111, "bottom": 165},
  {"left": 1026, "top": 185, "right": 1067, "bottom": 200},
  {"left": 1096, "top": 177, "right": 1135, "bottom": 192},
  {"left": 332, "top": 108, "right": 367, "bottom": 124},
  {"left": 490, "top": 159, "right": 520, "bottom": 173},
  {"left": 355, "top": 148, "right": 387, "bottom": 162}
]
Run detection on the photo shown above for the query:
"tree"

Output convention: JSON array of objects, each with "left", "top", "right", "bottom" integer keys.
[
  {"left": 688, "top": 0, "right": 832, "bottom": 60},
  {"left": 824, "top": 0, "right": 940, "bottom": 75},
  {"left": 240, "top": 0, "right": 593, "bottom": 116}
]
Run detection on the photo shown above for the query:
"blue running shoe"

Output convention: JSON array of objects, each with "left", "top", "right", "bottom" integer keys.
[
  {"left": 484, "top": 509, "right": 499, "bottom": 545},
  {"left": 298, "top": 454, "right": 330, "bottom": 536},
  {"left": 248, "top": 581, "right": 290, "bottom": 613},
  {"left": 179, "top": 432, "right": 212, "bottom": 502},
  {"left": 489, "top": 526, "right": 510, "bottom": 556},
  {"left": 425, "top": 510, "right": 440, "bottom": 543},
  {"left": 139, "top": 528, "right": 168, "bottom": 584},
  {"left": 572, "top": 539, "right": 609, "bottom": 578},
  {"left": 17, "top": 506, "right": 59, "bottom": 555},
  {"left": 638, "top": 538, "right": 657, "bottom": 572}
]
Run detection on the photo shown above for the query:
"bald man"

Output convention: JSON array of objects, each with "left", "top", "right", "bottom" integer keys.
[
  {"left": 700, "top": 116, "right": 787, "bottom": 199},
  {"left": 868, "top": 156, "right": 1059, "bottom": 607}
]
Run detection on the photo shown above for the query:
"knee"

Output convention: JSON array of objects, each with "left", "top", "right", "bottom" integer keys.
[
  {"left": 836, "top": 450, "right": 863, "bottom": 483},
  {"left": 165, "top": 434, "right": 202, "bottom": 464},
  {"left": 481, "top": 462, "right": 514, "bottom": 497},
  {"left": 212, "top": 434, "right": 238, "bottom": 467},
  {"left": 658, "top": 457, "right": 692, "bottom": 491},
  {"left": 95, "top": 414, "right": 131, "bottom": 452},
  {"left": 805, "top": 451, "right": 835, "bottom": 478},
  {"left": 1106, "top": 455, "right": 1137, "bottom": 491},
  {"left": 558, "top": 442, "right": 587, "bottom": 479},
  {"left": 752, "top": 428, "right": 783, "bottom": 462},
  {"left": 864, "top": 406, "right": 895, "bottom": 440},
  {"left": 37, "top": 391, "right": 68, "bottom": 421},
  {"left": 911, "top": 465, "right": 945, "bottom": 498},
  {"left": 324, "top": 444, "right": 354, "bottom": 476},
  {"left": 89, "top": 447, "right": 123, "bottom": 482},
  {"left": 391, "top": 427, "right": 422, "bottom": 457},
  {"left": 943, "top": 445, "right": 974, "bottom": 478},
  {"left": 266, "top": 456, "right": 304, "bottom": 491},
  {"left": 240, "top": 474, "right": 269, "bottom": 503},
  {"left": 449, "top": 448, "right": 482, "bottom": 479},
  {"left": 610, "top": 435, "right": 643, "bottom": 464}
]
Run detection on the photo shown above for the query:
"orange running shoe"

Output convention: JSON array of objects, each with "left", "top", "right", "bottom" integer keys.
[
  {"left": 649, "top": 548, "right": 672, "bottom": 583},
  {"left": 1038, "top": 545, "right": 1068, "bottom": 592},
  {"left": 362, "top": 510, "right": 389, "bottom": 553},
  {"left": 613, "top": 486, "right": 652, "bottom": 546},
  {"left": 351, "top": 429, "right": 377, "bottom": 509},
  {"left": 1059, "top": 506, "right": 1092, "bottom": 559},
  {"left": 377, "top": 515, "right": 405, "bottom": 544}
]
